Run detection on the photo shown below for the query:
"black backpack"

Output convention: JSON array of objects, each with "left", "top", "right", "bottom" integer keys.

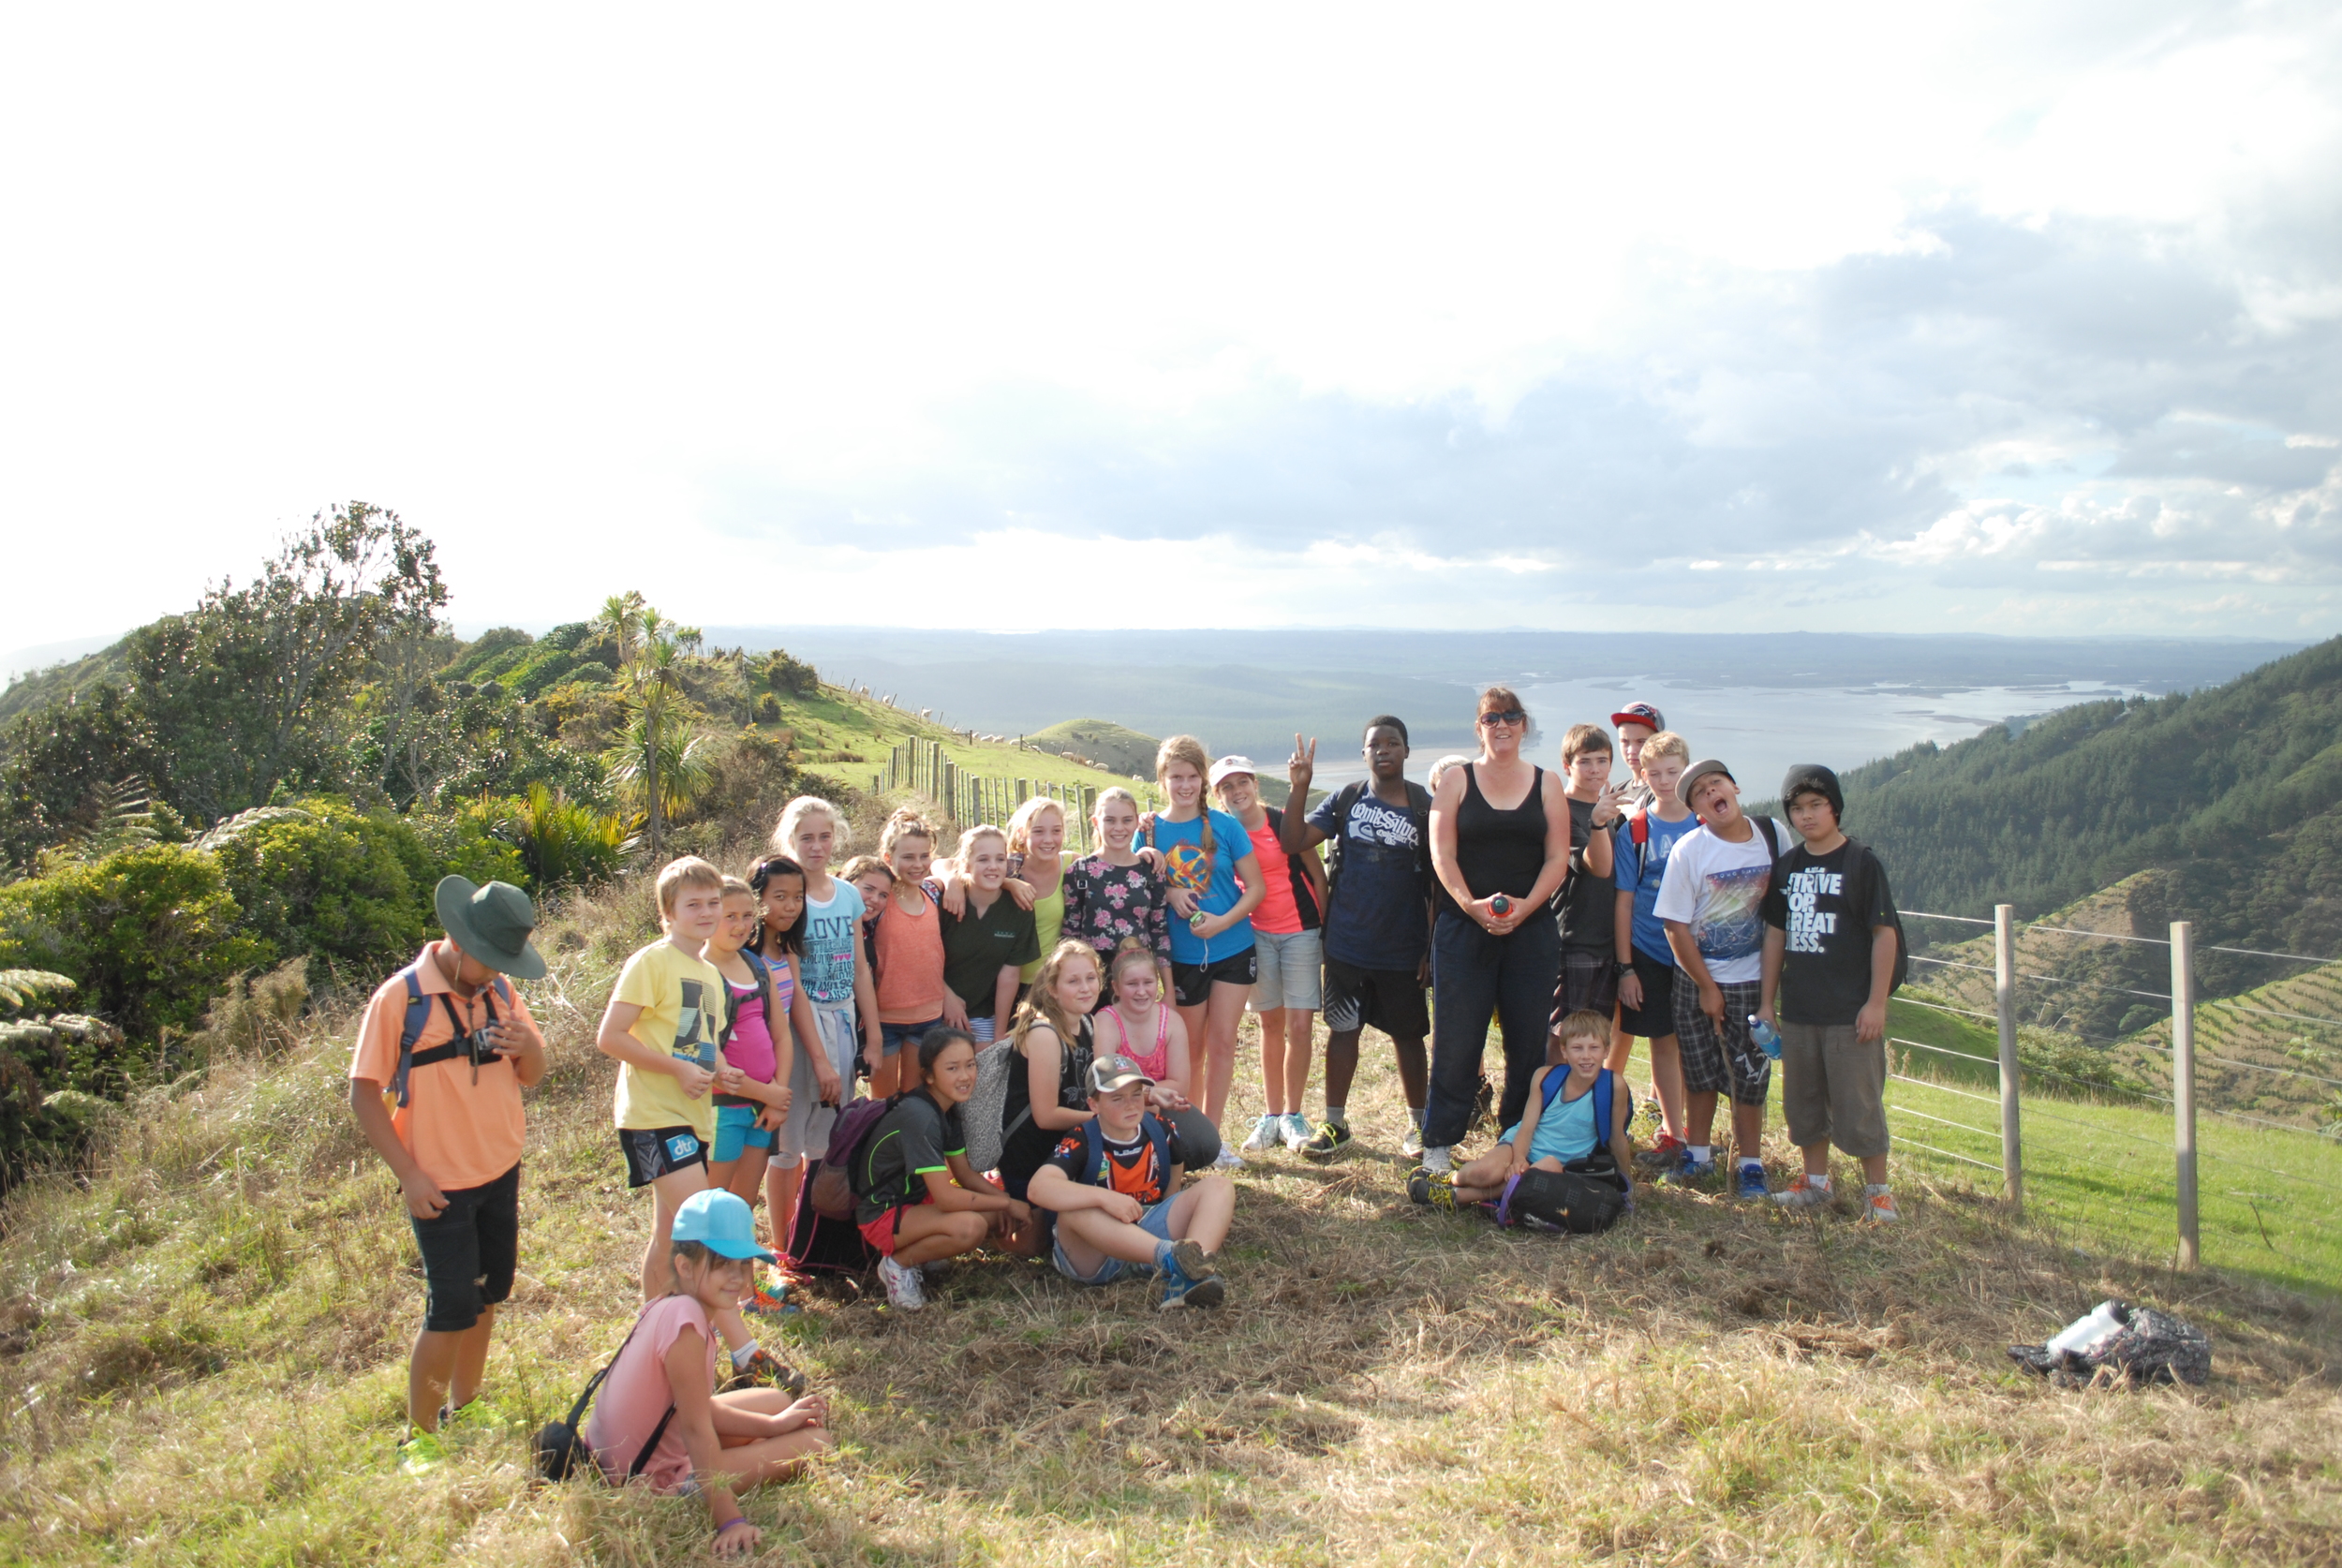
[
  {"left": 532, "top": 1315, "right": 677, "bottom": 1483},
  {"left": 1321, "top": 778, "right": 1433, "bottom": 897}
]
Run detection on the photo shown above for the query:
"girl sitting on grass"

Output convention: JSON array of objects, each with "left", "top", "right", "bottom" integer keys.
[
  {"left": 993, "top": 940, "right": 1105, "bottom": 1222},
  {"left": 852, "top": 1027, "right": 1031, "bottom": 1311},
  {"left": 585, "top": 1189, "right": 831, "bottom": 1561},
  {"left": 1093, "top": 937, "right": 1222, "bottom": 1168}
]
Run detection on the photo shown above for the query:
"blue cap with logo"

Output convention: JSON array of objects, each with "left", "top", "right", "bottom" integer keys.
[{"left": 671, "top": 1188, "right": 777, "bottom": 1264}]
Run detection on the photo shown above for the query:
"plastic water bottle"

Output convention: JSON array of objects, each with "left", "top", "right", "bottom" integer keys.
[
  {"left": 2046, "top": 1299, "right": 2130, "bottom": 1356},
  {"left": 1490, "top": 894, "right": 1512, "bottom": 917},
  {"left": 1746, "top": 1015, "right": 1783, "bottom": 1060}
]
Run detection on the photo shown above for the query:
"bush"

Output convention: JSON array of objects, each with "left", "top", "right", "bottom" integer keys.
[
  {"left": 467, "top": 785, "right": 637, "bottom": 893},
  {"left": 763, "top": 648, "right": 819, "bottom": 697},
  {"left": 0, "top": 844, "right": 265, "bottom": 1043}
]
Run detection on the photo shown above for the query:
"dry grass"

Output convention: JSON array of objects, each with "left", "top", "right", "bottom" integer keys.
[{"left": 4, "top": 895, "right": 2340, "bottom": 1565}]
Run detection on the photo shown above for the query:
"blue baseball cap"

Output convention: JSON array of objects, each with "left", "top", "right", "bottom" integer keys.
[{"left": 671, "top": 1189, "right": 777, "bottom": 1264}]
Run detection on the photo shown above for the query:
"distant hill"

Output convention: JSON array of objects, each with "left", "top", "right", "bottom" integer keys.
[
  {"left": 1028, "top": 718, "right": 1160, "bottom": 777},
  {"left": 0, "top": 642, "right": 127, "bottom": 732},
  {"left": 1845, "top": 634, "right": 2342, "bottom": 1007}
]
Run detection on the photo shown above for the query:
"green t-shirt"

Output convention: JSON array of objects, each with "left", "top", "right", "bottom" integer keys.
[
  {"left": 612, "top": 940, "right": 729, "bottom": 1138},
  {"left": 940, "top": 892, "right": 1041, "bottom": 1014}
]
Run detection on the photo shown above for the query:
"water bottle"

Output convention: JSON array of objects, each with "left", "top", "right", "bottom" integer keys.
[
  {"left": 1490, "top": 894, "right": 1512, "bottom": 918},
  {"left": 2046, "top": 1299, "right": 2130, "bottom": 1356},
  {"left": 1746, "top": 1015, "right": 1783, "bottom": 1060}
]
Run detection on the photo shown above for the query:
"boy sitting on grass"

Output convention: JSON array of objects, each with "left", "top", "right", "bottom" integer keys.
[
  {"left": 1030, "top": 1055, "right": 1237, "bottom": 1309},
  {"left": 348, "top": 875, "right": 548, "bottom": 1476},
  {"left": 1410, "top": 1008, "right": 1632, "bottom": 1216},
  {"left": 1757, "top": 763, "right": 1904, "bottom": 1221}
]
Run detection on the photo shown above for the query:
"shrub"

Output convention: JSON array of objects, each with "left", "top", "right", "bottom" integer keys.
[
  {"left": 763, "top": 648, "right": 820, "bottom": 697},
  {"left": 469, "top": 785, "right": 637, "bottom": 893},
  {"left": 0, "top": 844, "right": 265, "bottom": 1043}
]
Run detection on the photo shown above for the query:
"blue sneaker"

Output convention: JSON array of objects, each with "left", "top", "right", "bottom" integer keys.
[
  {"left": 1737, "top": 1161, "right": 1770, "bottom": 1199},
  {"left": 1663, "top": 1148, "right": 1715, "bottom": 1186},
  {"left": 1156, "top": 1239, "right": 1225, "bottom": 1309}
]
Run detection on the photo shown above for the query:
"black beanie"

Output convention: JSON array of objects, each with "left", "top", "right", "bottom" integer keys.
[{"left": 1780, "top": 763, "right": 1844, "bottom": 821}]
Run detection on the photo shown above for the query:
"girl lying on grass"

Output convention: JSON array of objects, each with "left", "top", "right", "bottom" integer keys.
[
  {"left": 584, "top": 1189, "right": 831, "bottom": 1561},
  {"left": 1412, "top": 1009, "right": 1633, "bottom": 1212},
  {"left": 854, "top": 1027, "right": 1031, "bottom": 1312}
]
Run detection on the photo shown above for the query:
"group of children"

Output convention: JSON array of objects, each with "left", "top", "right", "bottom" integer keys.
[{"left": 347, "top": 703, "right": 1905, "bottom": 1546}]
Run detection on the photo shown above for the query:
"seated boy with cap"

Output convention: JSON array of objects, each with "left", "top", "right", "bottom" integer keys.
[
  {"left": 1029, "top": 1054, "right": 1238, "bottom": 1309},
  {"left": 348, "top": 875, "right": 550, "bottom": 1476}
]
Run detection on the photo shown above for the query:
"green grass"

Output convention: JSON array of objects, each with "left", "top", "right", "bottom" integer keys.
[{"left": 5, "top": 891, "right": 2340, "bottom": 1565}]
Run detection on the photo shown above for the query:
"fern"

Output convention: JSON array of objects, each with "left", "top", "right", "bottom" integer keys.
[
  {"left": 0, "top": 969, "right": 76, "bottom": 1013},
  {"left": 193, "top": 805, "right": 318, "bottom": 853}
]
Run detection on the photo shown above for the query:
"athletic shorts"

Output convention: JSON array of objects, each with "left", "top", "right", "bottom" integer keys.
[
  {"left": 1321, "top": 956, "right": 1430, "bottom": 1039},
  {"left": 1052, "top": 1195, "right": 1178, "bottom": 1285},
  {"left": 410, "top": 1161, "right": 520, "bottom": 1332},
  {"left": 1248, "top": 928, "right": 1324, "bottom": 1012},
  {"left": 1172, "top": 948, "right": 1258, "bottom": 1009},
  {"left": 1673, "top": 976, "right": 1771, "bottom": 1105},
  {"left": 618, "top": 1126, "right": 708, "bottom": 1188},
  {"left": 1779, "top": 1022, "right": 1890, "bottom": 1158},
  {"left": 775, "top": 1006, "right": 859, "bottom": 1167},
  {"left": 856, "top": 1191, "right": 931, "bottom": 1257},
  {"left": 711, "top": 1102, "right": 777, "bottom": 1162},
  {"left": 1615, "top": 948, "right": 1678, "bottom": 1039},
  {"left": 881, "top": 1017, "right": 941, "bottom": 1058},
  {"left": 1554, "top": 948, "right": 1619, "bottom": 1027}
]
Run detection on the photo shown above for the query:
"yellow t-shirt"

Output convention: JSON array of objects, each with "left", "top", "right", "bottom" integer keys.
[{"left": 612, "top": 940, "right": 730, "bottom": 1139}]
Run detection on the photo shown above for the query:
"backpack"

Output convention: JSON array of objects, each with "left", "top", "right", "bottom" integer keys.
[
  {"left": 805, "top": 1095, "right": 894, "bottom": 1220},
  {"left": 1536, "top": 1064, "right": 1634, "bottom": 1146},
  {"left": 781, "top": 1159, "right": 882, "bottom": 1276},
  {"left": 1321, "top": 778, "right": 1433, "bottom": 898},
  {"left": 2008, "top": 1300, "right": 2210, "bottom": 1387},
  {"left": 1844, "top": 836, "right": 1909, "bottom": 994},
  {"left": 1073, "top": 1113, "right": 1176, "bottom": 1195},
  {"left": 389, "top": 965, "right": 514, "bottom": 1109},
  {"left": 960, "top": 1036, "right": 1019, "bottom": 1176},
  {"left": 531, "top": 1314, "right": 676, "bottom": 1483},
  {"left": 1260, "top": 806, "right": 1327, "bottom": 928}
]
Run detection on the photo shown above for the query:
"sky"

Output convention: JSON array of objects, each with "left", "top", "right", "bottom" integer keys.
[{"left": 3, "top": 2, "right": 2338, "bottom": 650}]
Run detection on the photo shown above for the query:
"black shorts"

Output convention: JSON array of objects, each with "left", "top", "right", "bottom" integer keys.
[
  {"left": 618, "top": 1125, "right": 709, "bottom": 1189},
  {"left": 410, "top": 1162, "right": 520, "bottom": 1333},
  {"left": 1554, "top": 948, "right": 1620, "bottom": 1028},
  {"left": 1172, "top": 949, "right": 1258, "bottom": 1008},
  {"left": 1322, "top": 956, "right": 1430, "bottom": 1039},
  {"left": 1616, "top": 949, "right": 1679, "bottom": 1039}
]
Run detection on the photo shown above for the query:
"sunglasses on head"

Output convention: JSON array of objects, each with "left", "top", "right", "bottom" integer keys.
[{"left": 1477, "top": 709, "right": 1527, "bottom": 728}]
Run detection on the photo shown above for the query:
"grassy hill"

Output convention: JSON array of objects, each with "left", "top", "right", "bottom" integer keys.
[
  {"left": 1028, "top": 717, "right": 1162, "bottom": 777},
  {"left": 4, "top": 880, "right": 2338, "bottom": 1565}
]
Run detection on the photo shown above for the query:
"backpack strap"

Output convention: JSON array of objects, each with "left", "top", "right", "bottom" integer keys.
[
  {"left": 1147, "top": 1112, "right": 1174, "bottom": 1184},
  {"left": 1538, "top": 1063, "right": 1567, "bottom": 1117},
  {"left": 1082, "top": 1117, "right": 1107, "bottom": 1187},
  {"left": 390, "top": 967, "right": 433, "bottom": 1108},
  {"left": 1756, "top": 816, "right": 1784, "bottom": 860},
  {"left": 1321, "top": 779, "right": 1369, "bottom": 894}
]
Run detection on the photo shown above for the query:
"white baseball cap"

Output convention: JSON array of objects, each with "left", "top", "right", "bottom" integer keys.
[{"left": 1208, "top": 755, "right": 1258, "bottom": 787}]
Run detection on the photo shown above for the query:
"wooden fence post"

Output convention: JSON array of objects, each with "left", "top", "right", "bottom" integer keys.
[
  {"left": 2172, "top": 920, "right": 2200, "bottom": 1270},
  {"left": 1995, "top": 903, "right": 2023, "bottom": 1212}
]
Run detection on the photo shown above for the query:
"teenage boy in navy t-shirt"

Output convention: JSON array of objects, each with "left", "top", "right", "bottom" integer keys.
[{"left": 1282, "top": 717, "right": 1434, "bottom": 1160}]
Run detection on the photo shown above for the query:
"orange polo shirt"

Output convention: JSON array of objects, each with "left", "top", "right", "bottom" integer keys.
[{"left": 348, "top": 940, "right": 542, "bottom": 1191}]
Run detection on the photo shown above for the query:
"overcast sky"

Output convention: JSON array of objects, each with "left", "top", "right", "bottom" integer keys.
[{"left": 3, "top": 3, "right": 2337, "bottom": 649}]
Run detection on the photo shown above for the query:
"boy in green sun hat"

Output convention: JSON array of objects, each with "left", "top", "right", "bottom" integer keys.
[{"left": 348, "top": 874, "right": 548, "bottom": 1476}]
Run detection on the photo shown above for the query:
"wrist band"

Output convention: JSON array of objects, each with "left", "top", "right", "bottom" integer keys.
[{"left": 715, "top": 1516, "right": 747, "bottom": 1533}]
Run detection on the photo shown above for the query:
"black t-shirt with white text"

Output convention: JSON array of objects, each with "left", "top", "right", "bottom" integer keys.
[
  {"left": 1759, "top": 840, "right": 1897, "bottom": 1026},
  {"left": 1558, "top": 796, "right": 1616, "bottom": 954}
]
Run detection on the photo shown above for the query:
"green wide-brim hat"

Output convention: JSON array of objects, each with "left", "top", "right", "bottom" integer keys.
[{"left": 435, "top": 875, "right": 546, "bottom": 980}]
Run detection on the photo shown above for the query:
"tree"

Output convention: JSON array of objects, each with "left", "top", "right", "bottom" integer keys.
[
  {"left": 601, "top": 610, "right": 705, "bottom": 862},
  {"left": 593, "top": 591, "right": 648, "bottom": 667},
  {"left": 126, "top": 502, "right": 448, "bottom": 821},
  {"left": 0, "top": 685, "right": 163, "bottom": 872}
]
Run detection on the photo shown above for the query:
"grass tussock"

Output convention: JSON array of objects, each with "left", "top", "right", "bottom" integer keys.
[{"left": 4, "top": 903, "right": 2341, "bottom": 1564}]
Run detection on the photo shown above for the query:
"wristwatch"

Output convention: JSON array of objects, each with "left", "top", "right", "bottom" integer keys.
[{"left": 1612, "top": 959, "right": 1635, "bottom": 979}]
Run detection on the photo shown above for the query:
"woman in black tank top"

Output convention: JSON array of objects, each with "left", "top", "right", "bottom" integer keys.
[{"left": 1419, "top": 686, "right": 1575, "bottom": 1170}]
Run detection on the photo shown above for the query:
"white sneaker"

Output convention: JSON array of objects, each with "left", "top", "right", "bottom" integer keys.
[
  {"left": 1419, "top": 1144, "right": 1453, "bottom": 1174},
  {"left": 1280, "top": 1113, "right": 1311, "bottom": 1149},
  {"left": 1772, "top": 1175, "right": 1832, "bottom": 1210},
  {"left": 877, "top": 1254, "right": 926, "bottom": 1310},
  {"left": 1240, "top": 1115, "right": 1281, "bottom": 1153},
  {"left": 1214, "top": 1146, "right": 1246, "bottom": 1170},
  {"left": 1401, "top": 1122, "right": 1425, "bottom": 1159}
]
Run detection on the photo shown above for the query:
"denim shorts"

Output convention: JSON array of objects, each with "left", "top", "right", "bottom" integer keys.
[
  {"left": 1247, "top": 928, "right": 1324, "bottom": 1013},
  {"left": 881, "top": 1017, "right": 941, "bottom": 1058},
  {"left": 711, "top": 1102, "right": 777, "bottom": 1161},
  {"left": 1052, "top": 1195, "right": 1178, "bottom": 1285}
]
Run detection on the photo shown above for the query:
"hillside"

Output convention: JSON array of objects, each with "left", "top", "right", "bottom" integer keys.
[
  {"left": 1844, "top": 635, "right": 2342, "bottom": 1001},
  {"left": 1028, "top": 717, "right": 1161, "bottom": 776}
]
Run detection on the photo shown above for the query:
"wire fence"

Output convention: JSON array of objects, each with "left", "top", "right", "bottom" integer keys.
[{"left": 1886, "top": 907, "right": 2340, "bottom": 1291}]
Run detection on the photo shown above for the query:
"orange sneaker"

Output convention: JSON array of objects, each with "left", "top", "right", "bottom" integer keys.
[{"left": 1861, "top": 1188, "right": 1901, "bottom": 1223}]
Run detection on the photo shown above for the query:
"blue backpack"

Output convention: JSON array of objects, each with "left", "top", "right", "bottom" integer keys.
[
  {"left": 1536, "top": 1066, "right": 1631, "bottom": 1153},
  {"left": 389, "top": 965, "right": 514, "bottom": 1108},
  {"left": 1075, "top": 1113, "right": 1177, "bottom": 1194}
]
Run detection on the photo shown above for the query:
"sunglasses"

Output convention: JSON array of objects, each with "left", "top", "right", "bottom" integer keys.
[{"left": 1477, "top": 709, "right": 1527, "bottom": 728}]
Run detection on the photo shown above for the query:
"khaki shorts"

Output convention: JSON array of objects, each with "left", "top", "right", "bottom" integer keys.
[{"left": 1779, "top": 1022, "right": 1890, "bottom": 1159}]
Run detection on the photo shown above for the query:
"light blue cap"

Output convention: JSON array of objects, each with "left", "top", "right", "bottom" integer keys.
[{"left": 671, "top": 1189, "right": 778, "bottom": 1264}]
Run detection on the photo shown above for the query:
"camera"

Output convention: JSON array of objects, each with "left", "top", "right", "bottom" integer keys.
[{"left": 457, "top": 1026, "right": 501, "bottom": 1074}]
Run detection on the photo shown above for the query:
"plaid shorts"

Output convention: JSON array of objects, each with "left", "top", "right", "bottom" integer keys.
[
  {"left": 1672, "top": 976, "right": 1771, "bottom": 1105},
  {"left": 1552, "top": 949, "right": 1619, "bottom": 1029}
]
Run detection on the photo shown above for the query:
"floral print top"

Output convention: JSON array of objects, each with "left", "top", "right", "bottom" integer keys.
[{"left": 1062, "top": 854, "right": 1173, "bottom": 969}]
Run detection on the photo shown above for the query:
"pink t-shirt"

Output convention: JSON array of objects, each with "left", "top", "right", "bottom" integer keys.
[
  {"left": 585, "top": 1294, "right": 719, "bottom": 1491},
  {"left": 720, "top": 976, "right": 778, "bottom": 1087},
  {"left": 1099, "top": 1002, "right": 1171, "bottom": 1082},
  {"left": 1244, "top": 821, "right": 1304, "bottom": 935}
]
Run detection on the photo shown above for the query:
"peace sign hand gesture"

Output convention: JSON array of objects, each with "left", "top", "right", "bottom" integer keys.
[{"left": 1289, "top": 732, "right": 1316, "bottom": 795}]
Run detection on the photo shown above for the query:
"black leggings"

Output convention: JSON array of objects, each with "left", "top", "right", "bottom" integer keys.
[{"left": 1424, "top": 910, "right": 1561, "bottom": 1149}]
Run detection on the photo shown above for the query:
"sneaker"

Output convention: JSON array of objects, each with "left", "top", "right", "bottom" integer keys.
[
  {"left": 1280, "top": 1113, "right": 1312, "bottom": 1149},
  {"left": 1663, "top": 1149, "right": 1715, "bottom": 1187},
  {"left": 877, "top": 1254, "right": 926, "bottom": 1311},
  {"left": 1634, "top": 1132, "right": 1686, "bottom": 1171},
  {"left": 723, "top": 1347, "right": 811, "bottom": 1396},
  {"left": 435, "top": 1399, "right": 509, "bottom": 1440},
  {"left": 745, "top": 1267, "right": 803, "bottom": 1318},
  {"left": 1772, "top": 1175, "right": 1831, "bottom": 1210},
  {"left": 1418, "top": 1144, "right": 1453, "bottom": 1174},
  {"left": 1299, "top": 1120, "right": 1354, "bottom": 1161},
  {"left": 1214, "top": 1146, "right": 1246, "bottom": 1170},
  {"left": 397, "top": 1430, "right": 448, "bottom": 1477},
  {"left": 1241, "top": 1115, "right": 1282, "bottom": 1153},
  {"left": 1862, "top": 1189, "right": 1902, "bottom": 1223},
  {"left": 1405, "top": 1167, "right": 1459, "bottom": 1211},
  {"left": 1157, "top": 1238, "right": 1225, "bottom": 1309},
  {"left": 1736, "top": 1162, "right": 1770, "bottom": 1200},
  {"left": 1401, "top": 1122, "right": 1425, "bottom": 1159}
]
